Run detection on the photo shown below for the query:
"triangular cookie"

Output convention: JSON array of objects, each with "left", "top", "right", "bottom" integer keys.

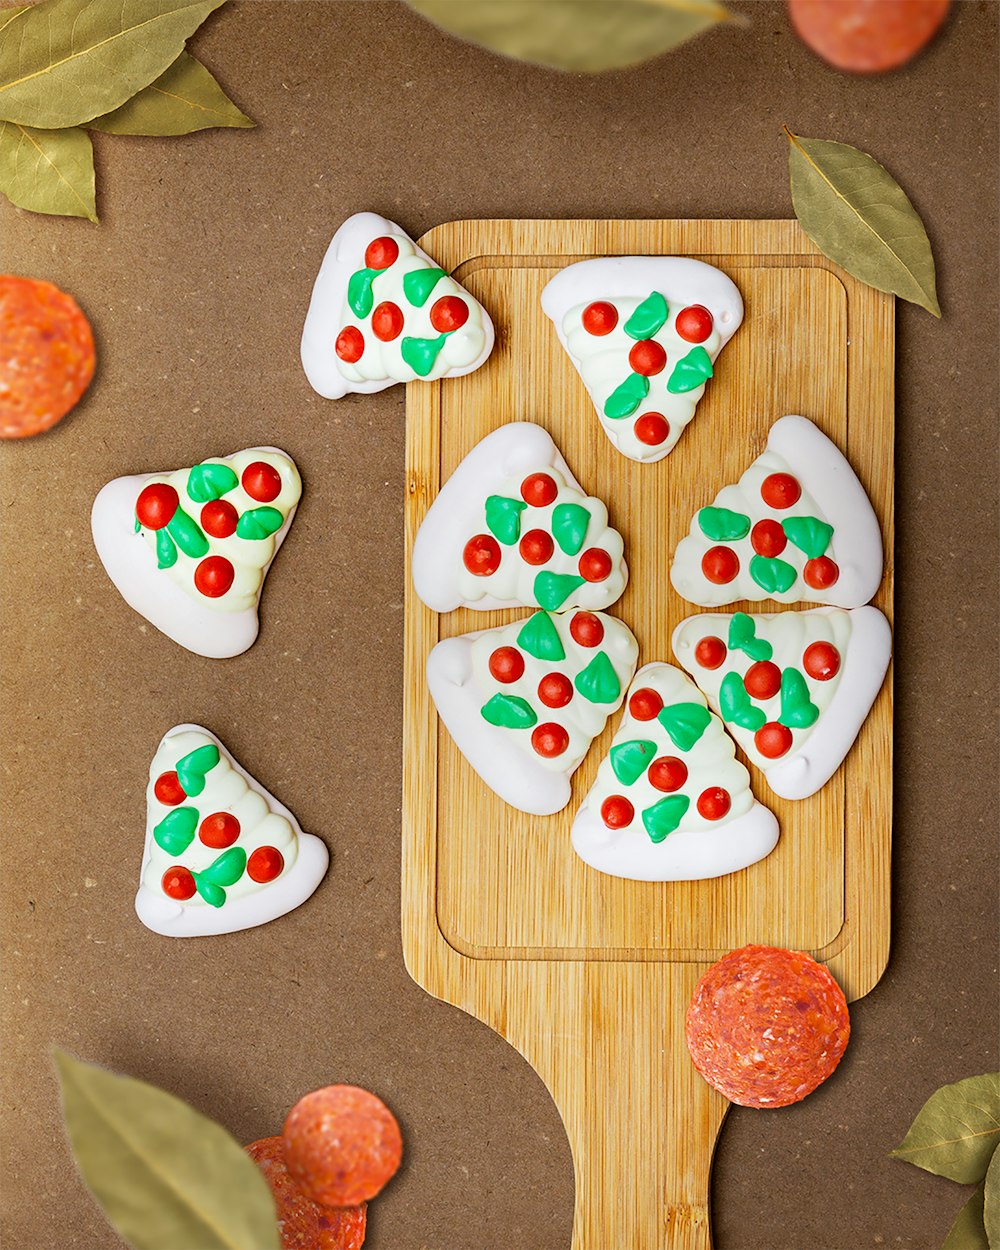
[
  {"left": 301, "top": 211, "right": 495, "bottom": 399},
  {"left": 572, "top": 662, "right": 778, "bottom": 881},
  {"left": 412, "top": 422, "right": 628, "bottom": 613},
  {"left": 541, "top": 256, "right": 743, "bottom": 462},
  {"left": 137, "top": 725, "right": 329, "bottom": 937}
]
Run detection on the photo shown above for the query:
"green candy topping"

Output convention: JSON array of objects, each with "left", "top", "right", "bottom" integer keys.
[
  {"left": 166, "top": 508, "right": 209, "bottom": 559},
  {"left": 534, "top": 571, "right": 585, "bottom": 611},
  {"left": 401, "top": 333, "right": 448, "bottom": 377},
  {"left": 610, "top": 739, "right": 657, "bottom": 787},
  {"left": 642, "top": 794, "right": 691, "bottom": 844},
  {"left": 347, "top": 267, "right": 378, "bottom": 319},
  {"left": 403, "top": 267, "right": 447, "bottom": 307},
  {"left": 720, "top": 671, "right": 767, "bottom": 731},
  {"left": 516, "top": 611, "right": 565, "bottom": 662},
  {"left": 657, "top": 702, "right": 711, "bottom": 751},
  {"left": 481, "top": 693, "right": 537, "bottom": 730},
  {"left": 155, "top": 528, "right": 177, "bottom": 569},
  {"left": 153, "top": 807, "right": 198, "bottom": 856},
  {"left": 575, "top": 652, "right": 621, "bottom": 705},
  {"left": 728, "top": 613, "right": 773, "bottom": 662},
  {"left": 783, "top": 515, "right": 834, "bottom": 560},
  {"left": 698, "top": 506, "right": 751, "bottom": 542},
  {"left": 175, "top": 743, "right": 220, "bottom": 798},
  {"left": 193, "top": 879, "right": 226, "bottom": 908},
  {"left": 134, "top": 515, "right": 141, "bottom": 534},
  {"left": 485, "top": 495, "right": 526, "bottom": 546},
  {"left": 666, "top": 345, "right": 713, "bottom": 394},
  {"left": 604, "top": 371, "right": 649, "bottom": 419},
  {"left": 750, "top": 554, "right": 797, "bottom": 595},
  {"left": 779, "top": 668, "right": 820, "bottom": 729},
  {"left": 186, "top": 463, "right": 238, "bottom": 503},
  {"left": 236, "top": 507, "right": 284, "bottom": 541},
  {"left": 552, "top": 502, "right": 591, "bottom": 556},
  {"left": 623, "top": 291, "right": 668, "bottom": 340},
  {"left": 192, "top": 848, "right": 248, "bottom": 907}
]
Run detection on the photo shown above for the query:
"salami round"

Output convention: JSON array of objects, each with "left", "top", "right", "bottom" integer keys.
[
  {"left": 283, "top": 1085, "right": 403, "bottom": 1207},
  {"left": 0, "top": 276, "right": 96, "bottom": 438},
  {"left": 685, "top": 945, "right": 850, "bottom": 1108},
  {"left": 245, "top": 1137, "right": 367, "bottom": 1250}
]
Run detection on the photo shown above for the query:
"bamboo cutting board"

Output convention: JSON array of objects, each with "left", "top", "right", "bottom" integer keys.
[{"left": 402, "top": 220, "right": 893, "bottom": 1249}]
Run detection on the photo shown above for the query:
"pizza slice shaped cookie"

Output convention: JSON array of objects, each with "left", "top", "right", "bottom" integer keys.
[
  {"left": 137, "top": 725, "right": 329, "bottom": 937},
  {"left": 92, "top": 447, "right": 301, "bottom": 659},
  {"left": 301, "top": 211, "right": 495, "bottom": 399},
  {"left": 670, "top": 415, "right": 883, "bottom": 608},
  {"left": 672, "top": 607, "right": 891, "bottom": 800},
  {"left": 541, "top": 256, "right": 743, "bottom": 463},
  {"left": 572, "top": 663, "right": 779, "bottom": 881},
  {"left": 427, "top": 609, "right": 639, "bottom": 815},
  {"left": 413, "top": 422, "right": 628, "bottom": 614}
]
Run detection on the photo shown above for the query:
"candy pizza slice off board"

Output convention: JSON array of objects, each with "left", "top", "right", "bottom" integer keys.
[{"left": 403, "top": 219, "right": 893, "bottom": 1249}]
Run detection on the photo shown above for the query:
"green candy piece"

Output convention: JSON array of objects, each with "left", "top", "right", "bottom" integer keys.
[
  {"left": 401, "top": 333, "right": 448, "bottom": 377},
  {"left": 720, "top": 671, "right": 767, "bottom": 731},
  {"left": 779, "top": 668, "right": 820, "bottom": 729},
  {"left": 481, "top": 693, "right": 537, "bottom": 730},
  {"left": 610, "top": 739, "right": 657, "bottom": 787},
  {"left": 517, "top": 611, "right": 565, "bottom": 662},
  {"left": 534, "top": 571, "right": 585, "bottom": 611},
  {"left": 783, "top": 515, "right": 834, "bottom": 560},
  {"left": 750, "top": 554, "right": 798, "bottom": 595},
  {"left": 236, "top": 506, "right": 284, "bottom": 541},
  {"left": 657, "top": 702, "right": 711, "bottom": 751},
  {"left": 485, "top": 495, "right": 526, "bottom": 546},
  {"left": 175, "top": 743, "right": 220, "bottom": 798},
  {"left": 666, "top": 345, "right": 713, "bottom": 394},
  {"left": 728, "top": 613, "right": 773, "bottom": 662},
  {"left": 347, "top": 267, "right": 378, "bottom": 319},
  {"left": 623, "top": 291, "right": 668, "bottom": 340},
  {"left": 155, "top": 527, "right": 177, "bottom": 569},
  {"left": 403, "top": 267, "right": 447, "bottom": 307},
  {"left": 166, "top": 508, "right": 209, "bottom": 559},
  {"left": 192, "top": 877, "right": 227, "bottom": 908},
  {"left": 133, "top": 516, "right": 141, "bottom": 534},
  {"left": 642, "top": 794, "right": 691, "bottom": 844},
  {"left": 552, "top": 502, "right": 591, "bottom": 556},
  {"left": 200, "top": 846, "right": 247, "bottom": 887},
  {"left": 698, "top": 506, "right": 751, "bottom": 542},
  {"left": 153, "top": 807, "right": 198, "bottom": 856},
  {"left": 186, "top": 463, "right": 239, "bottom": 503},
  {"left": 575, "top": 652, "right": 621, "bottom": 705},
  {"left": 604, "top": 371, "right": 649, "bottom": 419}
]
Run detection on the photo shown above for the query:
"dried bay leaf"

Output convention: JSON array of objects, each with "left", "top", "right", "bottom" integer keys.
[
  {"left": 54, "top": 1050, "right": 280, "bottom": 1250},
  {"left": 985, "top": 1148, "right": 1000, "bottom": 1249},
  {"left": 890, "top": 1073, "right": 1000, "bottom": 1183},
  {"left": 0, "top": 0, "right": 227, "bottom": 129},
  {"left": 0, "top": 119, "right": 95, "bottom": 219},
  {"left": 943, "top": 1184, "right": 989, "bottom": 1250},
  {"left": 406, "top": 0, "right": 737, "bottom": 73},
  {"left": 0, "top": 6, "right": 29, "bottom": 35},
  {"left": 786, "top": 127, "right": 940, "bottom": 317},
  {"left": 89, "top": 51, "right": 253, "bottom": 135}
]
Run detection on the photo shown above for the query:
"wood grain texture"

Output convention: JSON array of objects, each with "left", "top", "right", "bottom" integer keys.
[{"left": 402, "top": 219, "right": 894, "bottom": 1249}]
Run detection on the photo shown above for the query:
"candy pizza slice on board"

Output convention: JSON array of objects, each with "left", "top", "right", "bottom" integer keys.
[
  {"left": 572, "top": 663, "right": 778, "bottom": 881},
  {"left": 670, "top": 415, "right": 883, "bottom": 608},
  {"left": 137, "top": 725, "right": 329, "bottom": 937},
  {"left": 301, "top": 211, "right": 495, "bottom": 399},
  {"left": 92, "top": 448, "right": 301, "bottom": 659},
  {"left": 413, "top": 422, "right": 628, "bottom": 614},
  {"left": 540, "top": 256, "right": 743, "bottom": 463},
  {"left": 672, "top": 608, "right": 891, "bottom": 801},
  {"left": 427, "top": 609, "right": 639, "bottom": 816}
]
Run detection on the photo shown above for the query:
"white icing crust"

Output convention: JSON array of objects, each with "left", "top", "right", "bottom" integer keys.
[
  {"left": 135, "top": 724, "right": 329, "bottom": 937},
  {"left": 91, "top": 447, "right": 300, "bottom": 659},
  {"left": 571, "top": 663, "right": 778, "bottom": 881},
  {"left": 412, "top": 422, "right": 628, "bottom": 613},
  {"left": 670, "top": 415, "right": 884, "bottom": 608},
  {"left": 300, "top": 211, "right": 495, "bottom": 399},
  {"left": 541, "top": 257, "right": 744, "bottom": 464}
]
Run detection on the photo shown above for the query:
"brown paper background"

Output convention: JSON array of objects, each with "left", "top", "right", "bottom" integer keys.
[{"left": 1, "top": 3, "right": 997, "bottom": 1247}]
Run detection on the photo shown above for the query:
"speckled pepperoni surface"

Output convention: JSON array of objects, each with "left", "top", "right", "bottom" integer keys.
[
  {"left": 685, "top": 944, "right": 851, "bottom": 1108},
  {"left": 245, "top": 1136, "right": 368, "bottom": 1250}
]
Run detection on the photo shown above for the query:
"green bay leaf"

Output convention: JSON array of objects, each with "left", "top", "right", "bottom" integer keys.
[
  {"left": 943, "top": 1183, "right": 988, "bottom": 1250},
  {"left": 0, "top": 7, "right": 29, "bottom": 36},
  {"left": 984, "top": 1146, "right": 1000, "bottom": 1249},
  {"left": 0, "top": 120, "right": 95, "bottom": 220},
  {"left": 88, "top": 52, "right": 253, "bottom": 135},
  {"left": 786, "top": 127, "right": 940, "bottom": 317},
  {"left": 53, "top": 1049, "right": 280, "bottom": 1250},
  {"left": 889, "top": 1073, "right": 1000, "bottom": 1183}
]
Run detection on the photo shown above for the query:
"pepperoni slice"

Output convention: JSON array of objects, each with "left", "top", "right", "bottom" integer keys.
[
  {"left": 628, "top": 687, "right": 663, "bottom": 721},
  {"left": 371, "top": 301, "right": 404, "bottom": 342},
  {"left": 697, "top": 787, "right": 731, "bottom": 820},
  {"left": 694, "top": 637, "right": 727, "bottom": 670},
  {"left": 0, "top": 276, "right": 96, "bottom": 439},
  {"left": 803, "top": 641, "right": 841, "bottom": 680},
  {"left": 634, "top": 413, "right": 670, "bottom": 446},
  {"left": 744, "top": 660, "right": 782, "bottom": 701},
  {"left": 570, "top": 612, "right": 604, "bottom": 647},
  {"left": 628, "top": 340, "right": 667, "bottom": 377},
  {"left": 761, "top": 473, "right": 801, "bottom": 509},
  {"left": 194, "top": 555, "right": 235, "bottom": 598},
  {"left": 685, "top": 945, "right": 851, "bottom": 1108},
  {"left": 601, "top": 795, "right": 634, "bottom": 829},
  {"left": 755, "top": 722, "right": 794, "bottom": 759},
  {"left": 136, "top": 483, "right": 179, "bottom": 531},
  {"left": 582, "top": 301, "right": 618, "bottom": 335},
  {"left": 804, "top": 556, "right": 840, "bottom": 589},
  {"left": 648, "top": 756, "right": 688, "bottom": 793},
  {"left": 335, "top": 326, "right": 364, "bottom": 363},
  {"left": 200, "top": 499, "right": 238, "bottom": 539},
  {"left": 675, "top": 305, "right": 714, "bottom": 343},
  {"left": 162, "top": 866, "right": 196, "bottom": 901},
  {"left": 247, "top": 1136, "right": 368, "bottom": 1250},
  {"left": 242, "top": 461, "right": 282, "bottom": 503},
  {"left": 154, "top": 771, "right": 185, "bottom": 806},
  {"left": 520, "top": 473, "right": 558, "bottom": 507},
  {"left": 538, "top": 672, "right": 573, "bottom": 708},
  {"left": 788, "top": 0, "right": 949, "bottom": 73},
  {"left": 519, "top": 528, "right": 554, "bottom": 565},
  {"left": 579, "top": 548, "right": 612, "bottom": 582},
  {"left": 751, "top": 519, "right": 787, "bottom": 557},
  {"left": 489, "top": 646, "right": 524, "bottom": 684},
  {"left": 463, "top": 534, "right": 501, "bottom": 576},
  {"left": 364, "top": 236, "right": 399, "bottom": 270},
  {"left": 430, "top": 296, "right": 468, "bottom": 333},
  {"left": 247, "top": 846, "right": 284, "bottom": 883},
  {"left": 702, "top": 546, "right": 739, "bottom": 585},
  {"left": 199, "top": 812, "right": 240, "bottom": 849},
  {"left": 531, "top": 722, "right": 570, "bottom": 758}
]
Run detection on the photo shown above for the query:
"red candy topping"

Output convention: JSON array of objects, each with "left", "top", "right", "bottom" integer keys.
[
  {"left": 803, "top": 641, "right": 841, "bottom": 680},
  {"left": 199, "top": 812, "right": 241, "bottom": 849},
  {"left": 335, "top": 325, "right": 364, "bottom": 363},
  {"left": 579, "top": 548, "right": 612, "bottom": 582},
  {"left": 751, "top": 518, "right": 787, "bottom": 557},
  {"left": 570, "top": 611, "right": 604, "bottom": 648},
  {"left": 761, "top": 472, "right": 801, "bottom": 509},
  {"left": 695, "top": 636, "right": 727, "bottom": 670},
  {"left": 634, "top": 412, "right": 670, "bottom": 446},
  {"left": 488, "top": 646, "right": 524, "bottom": 684},
  {"left": 162, "top": 866, "right": 196, "bottom": 901},
  {"left": 649, "top": 756, "right": 688, "bottom": 793},
  {"left": 582, "top": 301, "right": 618, "bottom": 336},
  {"left": 628, "top": 687, "right": 663, "bottom": 721},
  {"left": 538, "top": 672, "right": 573, "bottom": 708},
  {"left": 135, "top": 483, "right": 179, "bottom": 531},
  {"left": 194, "top": 555, "right": 235, "bottom": 598},
  {"left": 430, "top": 296, "right": 469, "bottom": 333},
  {"left": 697, "top": 787, "right": 731, "bottom": 820},
  {"left": 531, "top": 722, "right": 570, "bottom": 758},
  {"left": 463, "top": 533, "right": 501, "bottom": 576},
  {"left": 601, "top": 795, "right": 634, "bottom": 829},
  {"left": 242, "top": 461, "right": 282, "bottom": 502},
  {"left": 247, "top": 846, "right": 284, "bottom": 883},
  {"left": 154, "top": 771, "right": 185, "bottom": 806},
  {"left": 200, "top": 499, "right": 238, "bottom": 539},
  {"left": 365, "top": 236, "right": 399, "bottom": 270},
  {"left": 744, "top": 660, "right": 782, "bottom": 701},
  {"left": 675, "top": 304, "right": 714, "bottom": 343},
  {"left": 755, "top": 722, "right": 794, "bottom": 759},
  {"left": 371, "top": 301, "right": 404, "bottom": 342},
  {"left": 702, "top": 546, "right": 739, "bottom": 585},
  {"left": 519, "top": 528, "right": 554, "bottom": 565},
  {"left": 520, "top": 472, "right": 558, "bottom": 507},
  {"left": 804, "top": 556, "right": 840, "bottom": 589},
  {"left": 628, "top": 339, "right": 667, "bottom": 376}
]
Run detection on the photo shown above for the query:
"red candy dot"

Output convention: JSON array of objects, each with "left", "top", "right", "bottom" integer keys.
[
  {"left": 242, "top": 461, "right": 282, "bottom": 502},
  {"left": 538, "top": 672, "right": 573, "bottom": 708},
  {"left": 755, "top": 722, "right": 794, "bottom": 759},
  {"left": 199, "top": 811, "right": 241, "bottom": 849},
  {"left": 629, "top": 687, "right": 663, "bottom": 721},
  {"left": 570, "top": 612, "right": 604, "bottom": 648},
  {"left": 532, "top": 722, "right": 570, "bottom": 758},
  {"left": 335, "top": 325, "right": 364, "bottom": 363},
  {"left": 200, "top": 499, "right": 238, "bottom": 539},
  {"left": 135, "top": 483, "right": 178, "bottom": 530},
  {"left": 751, "top": 518, "right": 787, "bottom": 557},
  {"left": 489, "top": 646, "right": 524, "bottom": 684},
  {"left": 804, "top": 556, "right": 840, "bottom": 590},
  {"left": 744, "top": 660, "right": 782, "bottom": 701},
  {"left": 582, "top": 301, "right": 618, "bottom": 336},
  {"left": 702, "top": 546, "right": 740, "bottom": 585},
  {"left": 649, "top": 756, "right": 688, "bottom": 793},
  {"left": 154, "top": 771, "right": 185, "bottom": 806},
  {"left": 365, "top": 236, "right": 399, "bottom": 270},
  {"left": 520, "top": 473, "right": 558, "bottom": 507},
  {"left": 248, "top": 846, "right": 284, "bottom": 883},
  {"left": 634, "top": 412, "right": 670, "bottom": 446},
  {"left": 579, "top": 548, "right": 612, "bottom": 582},
  {"left": 519, "top": 528, "right": 554, "bottom": 565},
  {"left": 695, "top": 636, "right": 727, "bottom": 670},
  {"left": 601, "top": 795, "right": 634, "bottom": 829},
  {"left": 463, "top": 533, "right": 502, "bottom": 576},
  {"left": 628, "top": 339, "right": 667, "bottom": 376},
  {"left": 371, "top": 301, "right": 404, "bottom": 342},
  {"left": 675, "top": 305, "right": 714, "bottom": 344},
  {"left": 697, "top": 787, "right": 731, "bottom": 821},
  {"left": 803, "top": 641, "right": 841, "bottom": 681},
  {"left": 162, "top": 866, "right": 196, "bottom": 901},
  {"left": 194, "top": 555, "right": 235, "bottom": 598},
  {"left": 430, "top": 296, "right": 469, "bottom": 333},
  {"left": 761, "top": 472, "right": 801, "bottom": 509}
]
